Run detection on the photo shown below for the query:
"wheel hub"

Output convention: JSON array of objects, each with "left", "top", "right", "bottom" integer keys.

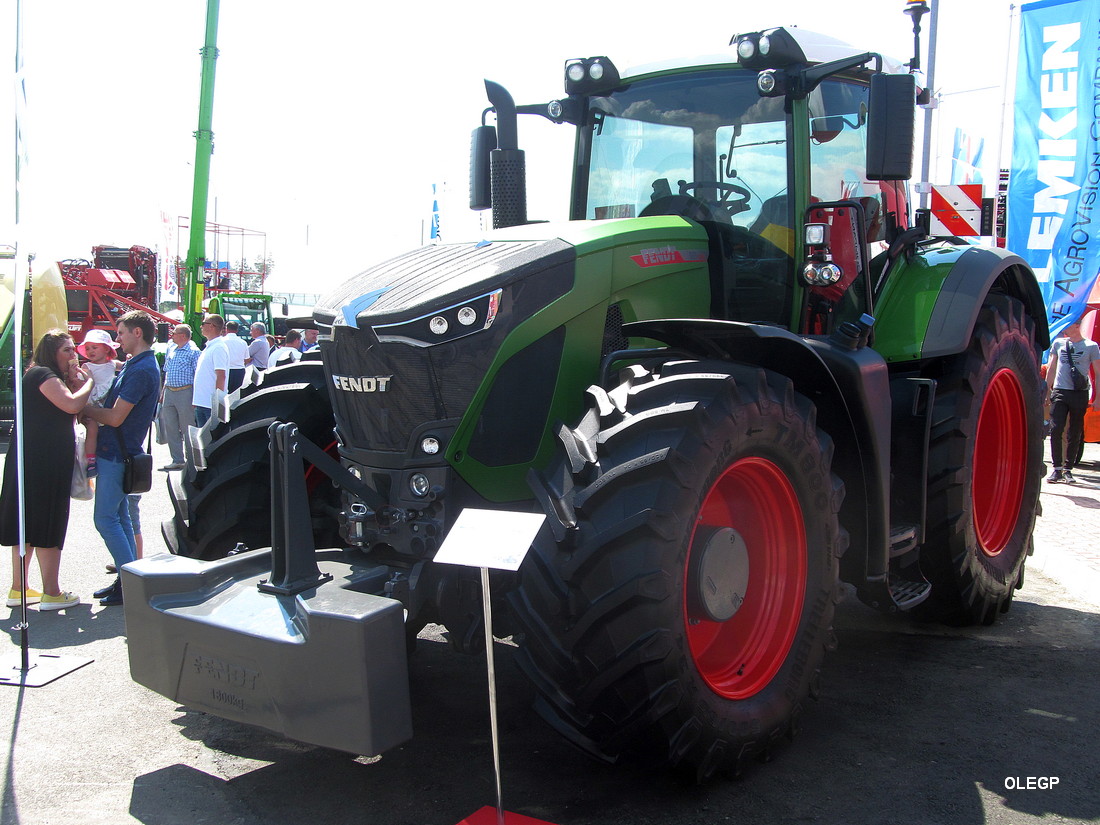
[{"left": 689, "top": 526, "right": 750, "bottom": 622}]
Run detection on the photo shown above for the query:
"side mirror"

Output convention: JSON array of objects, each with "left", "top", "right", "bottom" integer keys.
[
  {"left": 866, "top": 73, "right": 915, "bottom": 181},
  {"left": 469, "top": 125, "right": 497, "bottom": 211}
]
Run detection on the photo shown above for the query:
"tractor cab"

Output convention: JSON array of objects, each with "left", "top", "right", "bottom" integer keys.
[{"left": 476, "top": 27, "right": 915, "bottom": 337}]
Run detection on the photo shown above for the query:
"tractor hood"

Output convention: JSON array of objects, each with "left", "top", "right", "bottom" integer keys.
[{"left": 314, "top": 217, "right": 712, "bottom": 491}]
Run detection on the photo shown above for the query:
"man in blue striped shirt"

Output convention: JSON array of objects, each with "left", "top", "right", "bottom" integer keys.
[{"left": 158, "top": 324, "right": 200, "bottom": 471}]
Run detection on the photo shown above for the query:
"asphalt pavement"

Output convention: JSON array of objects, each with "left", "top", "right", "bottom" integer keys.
[{"left": 1, "top": 438, "right": 1099, "bottom": 825}]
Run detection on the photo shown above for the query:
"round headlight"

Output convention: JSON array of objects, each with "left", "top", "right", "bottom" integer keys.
[
  {"left": 410, "top": 473, "right": 430, "bottom": 497},
  {"left": 421, "top": 437, "right": 441, "bottom": 455},
  {"left": 818, "top": 262, "right": 843, "bottom": 285},
  {"left": 429, "top": 316, "right": 449, "bottom": 335},
  {"left": 457, "top": 306, "right": 477, "bottom": 326},
  {"left": 736, "top": 38, "right": 756, "bottom": 61},
  {"left": 566, "top": 63, "right": 587, "bottom": 83},
  {"left": 588, "top": 63, "right": 604, "bottom": 81},
  {"left": 758, "top": 35, "right": 771, "bottom": 56},
  {"left": 757, "top": 71, "right": 777, "bottom": 95},
  {"left": 547, "top": 100, "right": 563, "bottom": 119}
]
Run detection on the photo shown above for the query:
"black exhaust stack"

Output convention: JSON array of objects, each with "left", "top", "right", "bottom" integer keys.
[{"left": 484, "top": 80, "right": 527, "bottom": 229}]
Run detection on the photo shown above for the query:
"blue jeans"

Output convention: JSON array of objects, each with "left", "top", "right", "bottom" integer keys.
[
  {"left": 93, "top": 457, "right": 137, "bottom": 569},
  {"left": 195, "top": 406, "right": 211, "bottom": 427}
]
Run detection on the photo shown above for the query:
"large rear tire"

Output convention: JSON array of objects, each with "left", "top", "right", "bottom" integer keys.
[
  {"left": 164, "top": 361, "right": 340, "bottom": 560},
  {"left": 916, "top": 295, "right": 1044, "bottom": 625},
  {"left": 510, "top": 360, "right": 845, "bottom": 780}
]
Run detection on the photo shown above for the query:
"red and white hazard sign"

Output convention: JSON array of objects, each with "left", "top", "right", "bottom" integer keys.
[{"left": 930, "top": 184, "right": 984, "bottom": 236}]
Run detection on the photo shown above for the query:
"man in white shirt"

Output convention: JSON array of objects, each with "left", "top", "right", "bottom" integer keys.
[
  {"left": 1045, "top": 319, "right": 1100, "bottom": 483},
  {"left": 272, "top": 329, "right": 303, "bottom": 366},
  {"left": 223, "top": 320, "right": 250, "bottom": 392},
  {"left": 194, "top": 314, "right": 230, "bottom": 427}
]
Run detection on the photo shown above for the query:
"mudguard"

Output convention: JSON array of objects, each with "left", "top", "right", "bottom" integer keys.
[
  {"left": 874, "top": 244, "right": 1049, "bottom": 363},
  {"left": 621, "top": 318, "right": 893, "bottom": 584}
]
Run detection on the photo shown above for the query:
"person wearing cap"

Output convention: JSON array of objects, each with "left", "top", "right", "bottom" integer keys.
[
  {"left": 157, "top": 324, "right": 200, "bottom": 471},
  {"left": 77, "top": 329, "right": 124, "bottom": 477},
  {"left": 82, "top": 311, "right": 161, "bottom": 606}
]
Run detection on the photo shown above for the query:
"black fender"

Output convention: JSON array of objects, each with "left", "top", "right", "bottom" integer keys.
[
  {"left": 923, "top": 247, "right": 1050, "bottom": 358},
  {"left": 621, "top": 318, "right": 892, "bottom": 586}
]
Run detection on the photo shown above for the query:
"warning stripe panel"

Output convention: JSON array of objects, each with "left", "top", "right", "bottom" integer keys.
[{"left": 930, "top": 184, "right": 983, "bottom": 236}]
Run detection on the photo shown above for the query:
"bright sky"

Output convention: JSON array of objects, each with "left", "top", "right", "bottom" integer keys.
[{"left": 2, "top": 0, "right": 1017, "bottom": 298}]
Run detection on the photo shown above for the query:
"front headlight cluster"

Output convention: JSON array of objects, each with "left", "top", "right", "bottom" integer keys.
[{"left": 373, "top": 289, "right": 501, "bottom": 347}]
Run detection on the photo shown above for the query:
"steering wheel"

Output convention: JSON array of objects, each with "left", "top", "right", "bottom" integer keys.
[
  {"left": 677, "top": 180, "right": 752, "bottom": 218},
  {"left": 640, "top": 194, "right": 726, "bottom": 224}
]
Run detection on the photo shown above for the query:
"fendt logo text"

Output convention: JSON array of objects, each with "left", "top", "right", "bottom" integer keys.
[{"left": 332, "top": 374, "right": 393, "bottom": 393}]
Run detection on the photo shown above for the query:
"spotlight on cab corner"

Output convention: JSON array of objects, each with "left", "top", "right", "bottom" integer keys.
[{"left": 563, "top": 56, "right": 621, "bottom": 96}]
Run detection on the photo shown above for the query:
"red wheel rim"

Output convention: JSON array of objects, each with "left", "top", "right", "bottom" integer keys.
[
  {"left": 972, "top": 368, "right": 1027, "bottom": 556},
  {"left": 684, "top": 457, "right": 806, "bottom": 700}
]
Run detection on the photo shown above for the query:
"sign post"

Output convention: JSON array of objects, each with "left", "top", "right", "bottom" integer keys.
[{"left": 434, "top": 508, "right": 560, "bottom": 825}]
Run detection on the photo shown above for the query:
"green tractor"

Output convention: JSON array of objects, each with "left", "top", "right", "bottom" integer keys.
[{"left": 128, "top": 27, "right": 1047, "bottom": 779}]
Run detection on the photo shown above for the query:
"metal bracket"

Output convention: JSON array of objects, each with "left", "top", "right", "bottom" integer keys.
[
  {"left": 259, "top": 421, "right": 390, "bottom": 596},
  {"left": 259, "top": 421, "right": 332, "bottom": 595}
]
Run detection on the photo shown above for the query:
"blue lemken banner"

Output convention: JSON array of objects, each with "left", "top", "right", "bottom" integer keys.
[{"left": 1008, "top": 0, "right": 1100, "bottom": 340}]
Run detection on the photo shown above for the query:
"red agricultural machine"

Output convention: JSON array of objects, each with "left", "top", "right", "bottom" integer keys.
[{"left": 58, "top": 244, "right": 177, "bottom": 341}]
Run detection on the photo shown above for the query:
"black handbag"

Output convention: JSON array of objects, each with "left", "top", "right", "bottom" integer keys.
[
  {"left": 1068, "top": 343, "right": 1090, "bottom": 391},
  {"left": 111, "top": 425, "right": 153, "bottom": 495}
]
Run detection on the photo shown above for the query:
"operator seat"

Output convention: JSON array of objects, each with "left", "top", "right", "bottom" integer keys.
[{"left": 749, "top": 194, "right": 793, "bottom": 256}]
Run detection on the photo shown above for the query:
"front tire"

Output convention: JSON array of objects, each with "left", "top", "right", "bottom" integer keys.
[
  {"left": 164, "top": 361, "right": 340, "bottom": 560},
  {"left": 917, "top": 295, "right": 1044, "bottom": 624},
  {"left": 510, "top": 361, "right": 845, "bottom": 779}
]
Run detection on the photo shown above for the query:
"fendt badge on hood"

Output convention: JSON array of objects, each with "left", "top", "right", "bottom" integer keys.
[{"left": 332, "top": 374, "right": 393, "bottom": 393}]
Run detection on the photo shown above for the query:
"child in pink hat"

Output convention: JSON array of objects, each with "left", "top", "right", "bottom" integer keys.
[{"left": 77, "top": 329, "right": 123, "bottom": 477}]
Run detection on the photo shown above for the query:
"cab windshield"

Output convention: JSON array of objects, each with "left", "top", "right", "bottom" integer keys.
[{"left": 583, "top": 70, "right": 789, "bottom": 232}]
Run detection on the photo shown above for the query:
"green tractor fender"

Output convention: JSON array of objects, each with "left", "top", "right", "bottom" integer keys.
[
  {"left": 874, "top": 245, "right": 1050, "bottom": 364},
  {"left": 620, "top": 318, "right": 893, "bottom": 588}
]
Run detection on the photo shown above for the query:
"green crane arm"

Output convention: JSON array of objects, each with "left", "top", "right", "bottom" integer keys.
[{"left": 183, "top": 0, "right": 220, "bottom": 335}]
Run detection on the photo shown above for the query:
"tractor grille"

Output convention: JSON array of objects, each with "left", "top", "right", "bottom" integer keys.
[
  {"left": 325, "top": 328, "right": 491, "bottom": 452},
  {"left": 318, "top": 239, "right": 577, "bottom": 454}
]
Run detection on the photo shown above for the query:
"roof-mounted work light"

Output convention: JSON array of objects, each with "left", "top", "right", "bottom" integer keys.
[
  {"left": 730, "top": 28, "right": 807, "bottom": 70},
  {"left": 564, "top": 57, "right": 621, "bottom": 96}
]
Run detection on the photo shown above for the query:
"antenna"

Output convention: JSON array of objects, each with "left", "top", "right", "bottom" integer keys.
[{"left": 904, "top": 1, "right": 931, "bottom": 72}]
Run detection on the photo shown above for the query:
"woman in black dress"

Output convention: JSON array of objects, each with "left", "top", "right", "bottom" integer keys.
[{"left": 2, "top": 330, "right": 93, "bottom": 610}]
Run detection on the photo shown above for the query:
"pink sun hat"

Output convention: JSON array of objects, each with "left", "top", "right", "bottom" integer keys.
[{"left": 77, "top": 329, "right": 121, "bottom": 358}]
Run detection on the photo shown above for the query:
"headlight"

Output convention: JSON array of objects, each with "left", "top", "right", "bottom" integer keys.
[
  {"left": 373, "top": 289, "right": 502, "bottom": 347},
  {"left": 410, "top": 473, "right": 431, "bottom": 498}
]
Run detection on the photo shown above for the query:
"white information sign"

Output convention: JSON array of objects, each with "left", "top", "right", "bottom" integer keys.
[{"left": 433, "top": 508, "right": 545, "bottom": 571}]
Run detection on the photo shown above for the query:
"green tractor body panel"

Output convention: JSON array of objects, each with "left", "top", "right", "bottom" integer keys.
[
  {"left": 871, "top": 242, "right": 969, "bottom": 363},
  {"left": 446, "top": 218, "right": 711, "bottom": 500}
]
